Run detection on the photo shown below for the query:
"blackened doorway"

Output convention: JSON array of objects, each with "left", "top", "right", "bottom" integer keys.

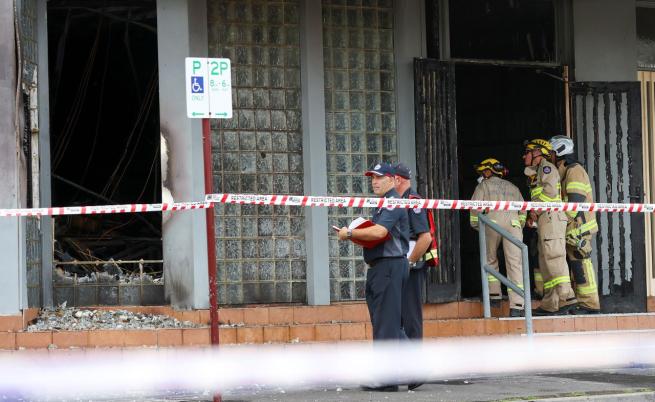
[
  {"left": 47, "top": 0, "right": 163, "bottom": 305},
  {"left": 456, "top": 64, "right": 564, "bottom": 298}
]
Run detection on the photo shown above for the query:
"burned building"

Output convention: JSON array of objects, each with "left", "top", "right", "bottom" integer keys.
[{"left": 1, "top": 0, "right": 654, "bottom": 315}]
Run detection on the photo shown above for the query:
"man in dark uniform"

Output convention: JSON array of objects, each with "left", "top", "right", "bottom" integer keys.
[
  {"left": 392, "top": 163, "right": 431, "bottom": 340},
  {"left": 393, "top": 162, "right": 431, "bottom": 392},
  {"left": 337, "top": 162, "right": 409, "bottom": 392}
]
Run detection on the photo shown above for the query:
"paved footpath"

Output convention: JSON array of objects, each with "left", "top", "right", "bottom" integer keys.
[
  {"left": 216, "top": 368, "right": 655, "bottom": 402},
  {"left": 107, "top": 367, "right": 655, "bottom": 402}
]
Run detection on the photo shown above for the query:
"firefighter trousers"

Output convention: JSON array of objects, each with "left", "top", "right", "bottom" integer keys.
[
  {"left": 567, "top": 244, "right": 600, "bottom": 311},
  {"left": 537, "top": 212, "right": 577, "bottom": 312},
  {"left": 534, "top": 267, "right": 544, "bottom": 298},
  {"left": 485, "top": 222, "right": 524, "bottom": 310}
]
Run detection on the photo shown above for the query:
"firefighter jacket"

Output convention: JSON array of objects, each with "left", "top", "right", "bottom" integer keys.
[
  {"left": 557, "top": 161, "right": 598, "bottom": 239},
  {"left": 470, "top": 176, "right": 526, "bottom": 230},
  {"left": 525, "top": 158, "right": 562, "bottom": 205}
]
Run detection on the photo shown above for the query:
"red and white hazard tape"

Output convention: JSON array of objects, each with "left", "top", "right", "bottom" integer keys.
[
  {"left": 0, "top": 201, "right": 211, "bottom": 218},
  {"left": 205, "top": 193, "right": 655, "bottom": 214},
  {"left": 0, "top": 193, "right": 651, "bottom": 218}
]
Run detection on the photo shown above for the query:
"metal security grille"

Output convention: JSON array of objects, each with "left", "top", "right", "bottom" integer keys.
[
  {"left": 322, "top": 0, "right": 397, "bottom": 301},
  {"left": 26, "top": 217, "right": 42, "bottom": 307},
  {"left": 20, "top": 0, "right": 42, "bottom": 308},
  {"left": 208, "top": 0, "right": 307, "bottom": 304},
  {"left": 640, "top": 71, "right": 655, "bottom": 296},
  {"left": 20, "top": 0, "right": 38, "bottom": 86},
  {"left": 413, "top": 58, "right": 460, "bottom": 303},
  {"left": 571, "top": 82, "right": 646, "bottom": 313}
]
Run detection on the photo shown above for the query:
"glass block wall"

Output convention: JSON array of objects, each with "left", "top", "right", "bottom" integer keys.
[
  {"left": 322, "top": 0, "right": 397, "bottom": 301},
  {"left": 208, "top": 0, "right": 307, "bottom": 304}
]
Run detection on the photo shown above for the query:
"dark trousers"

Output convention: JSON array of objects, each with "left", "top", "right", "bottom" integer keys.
[
  {"left": 365, "top": 257, "right": 408, "bottom": 340},
  {"left": 401, "top": 263, "right": 426, "bottom": 339}
]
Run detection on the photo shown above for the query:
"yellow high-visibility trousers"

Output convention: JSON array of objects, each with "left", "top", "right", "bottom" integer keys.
[{"left": 537, "top": 212, "right": 577, "bottom": 312}]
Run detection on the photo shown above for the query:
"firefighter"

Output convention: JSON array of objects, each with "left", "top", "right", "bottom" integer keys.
[
  {"left": 549, "top": 135, "right": 600, "bottom": 314},
  {"left": 523, "top": 139, "right": 578, "bottom": 315},
  {"left": 527, "top": 173, "right": 544, "bottom": 300},
  {"left": 470, "top": 158, "right": 526, "bottom": 317}
]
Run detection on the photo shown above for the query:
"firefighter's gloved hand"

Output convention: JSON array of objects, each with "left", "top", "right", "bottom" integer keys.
[
  {"left": 577, "top": 238, "right": 592, "bottom": 258},
  {"left": 565, "top": 233, "right": 580, "bottom": 248},
  {"left": 567, "top": 234, "right": 592, "bottom": 258}
]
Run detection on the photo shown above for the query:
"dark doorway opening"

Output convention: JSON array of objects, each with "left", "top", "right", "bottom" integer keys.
[
  {"left": 47, "top": 0, "right": 163, "bottom": 305},
  {"left": 456, "top": 64, "right": 564, "bottom": 298},
  {"left": 421, "top": 0, "right": 565, "bottom": 302}
]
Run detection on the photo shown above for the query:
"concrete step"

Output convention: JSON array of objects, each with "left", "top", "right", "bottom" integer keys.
[
  {"left": 2, "top": 313, "right": 655, "bottom": 350},
  {"left": 2, "top": 301, "right": 655, "bottom": 350}
]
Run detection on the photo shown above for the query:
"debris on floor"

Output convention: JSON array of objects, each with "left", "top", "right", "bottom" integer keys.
[
  {"left": 54, "top": 266, "right": 163, "bottom": 285},
  {"left": 26, "top": 305, "right": 201, "bottom": 332}
]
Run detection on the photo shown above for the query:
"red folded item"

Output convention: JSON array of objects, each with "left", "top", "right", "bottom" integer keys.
[{"left": 347, "top": 217, "right": 390, "bottom": 248}]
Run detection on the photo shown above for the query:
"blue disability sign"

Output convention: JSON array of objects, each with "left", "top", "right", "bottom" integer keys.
[{"left": 191, "top": 76, "right": 204, "bottom": 93}]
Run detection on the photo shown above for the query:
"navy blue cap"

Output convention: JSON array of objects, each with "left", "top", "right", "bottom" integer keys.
[
  {"left": 392, "top": 162, "right": 412, "bottom": 179},
  {"left": 365, "top": 162, "right": 395, "bottom": 177}
]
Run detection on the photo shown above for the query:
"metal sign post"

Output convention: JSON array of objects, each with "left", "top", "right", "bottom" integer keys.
[
  {"left": 202, "top": 118, "right": 219, "bottom": 346},
  {"left": 186, "top": 57, "right": 232, "bottom": 402},
  {"left": 185, "top": 57, "right": 232, "bottom": 350}
]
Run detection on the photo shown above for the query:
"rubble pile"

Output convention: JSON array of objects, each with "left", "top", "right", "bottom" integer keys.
[
  {"left": 27, "top": 305, "right": 200, "bottom": 332},
  {"left": 54, "top": 267, "right": 163, "bottom": 285},
  {"left": 54, "top": 215, "right": 164, "bottom": 283}
]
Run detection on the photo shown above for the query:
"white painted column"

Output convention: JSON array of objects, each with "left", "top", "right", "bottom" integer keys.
[
  {"left": 394, "top": 0, "right": 426, "bottom": 182},
  {"left": 300, "top": 0, "right": 330, "bottom": 305},
  {"left": 0, "top": 1, "right": 27, "bottom": 315},
  {"left": 157, "top": 0, "right": 209, "bottom": 309}
]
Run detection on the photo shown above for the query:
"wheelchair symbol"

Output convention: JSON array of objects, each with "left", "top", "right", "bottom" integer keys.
[{"left": 191, "top": 76, "right": 204, "bottom": 93}]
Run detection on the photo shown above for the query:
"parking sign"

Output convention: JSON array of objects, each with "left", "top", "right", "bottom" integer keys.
[{"left": 185, "top": 57, "right": 232, "bottom": 119}]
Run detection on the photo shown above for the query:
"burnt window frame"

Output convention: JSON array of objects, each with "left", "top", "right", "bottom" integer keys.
[{"left": 432, "top": 0, "right": 571, "bottom": 68}]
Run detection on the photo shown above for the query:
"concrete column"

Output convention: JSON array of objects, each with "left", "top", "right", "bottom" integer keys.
[
  {"left": 300, "top": 0, "right": 330, "bottom": 305},
  {"left": 157, "top": 0, "right": 209, "bottom": 309},
  {"left": 0, "top": 2, "right": 26, "bottom": 315},
  {"left": 394, "top": 0, "right": 426, "bottom": 182},
  {"left": 572, "top": 0, "right": 637, "bottom": 81}
]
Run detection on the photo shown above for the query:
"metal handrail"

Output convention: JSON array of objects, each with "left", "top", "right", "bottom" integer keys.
[{"left": 478, "top": 214, "right": 533, "bottom": 336}]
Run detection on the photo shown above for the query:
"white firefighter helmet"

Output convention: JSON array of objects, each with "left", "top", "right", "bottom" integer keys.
[{"left": 549, "top": 135, "right": 574, "bottom": 157}]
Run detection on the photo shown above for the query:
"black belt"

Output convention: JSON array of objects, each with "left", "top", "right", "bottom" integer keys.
[{"left": 367, "top": 256, "right": 405, "bottom": 267}]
